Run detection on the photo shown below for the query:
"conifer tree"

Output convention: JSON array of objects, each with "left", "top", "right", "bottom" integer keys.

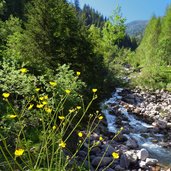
[{"left": 158, "top": 5, "right": 171, "bottom": 65}]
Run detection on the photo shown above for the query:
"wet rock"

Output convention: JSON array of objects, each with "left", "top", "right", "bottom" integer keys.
[
  {"left": 114, "top": 165, "right": 125, "bottom": 171},
  {"left": 125, "top": 150, "right": 138, "bottom": 163},
  {"left": 90, "top": 147, "right": 101, "bottom": 155},
  {"left": 119, "top": 154, "right": 130, "bottom": 169},
  {"left": 139, "top": 160, "right": 147, "bottom": 168},
  {"left": 155, "top": 119, "right": 167, "bottom": 129},
  {"left": 126, "top": 138, "right": 138, "bottom": 149},
  {"left": 78, "top": 150, "right": 87, "bottom": 157},
  {"left": 102, "top": 144, "right": 116, "bottom": 156},
  {"left": 92, "top": 157, "right": 112, "bottom": 167},
  {"left": 145, "top": 158, "right": 158, "bottom": 166},
  {"left": 137, "top": 148, "right": 149, "bottom": 161}
]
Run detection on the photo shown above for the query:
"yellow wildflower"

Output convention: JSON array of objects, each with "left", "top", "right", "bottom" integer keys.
[
  {"left": 42, "top": 101, "right": 48, "bottom": 105},
  {"left": 43, "top": 95, "right": 48, "bottom": 100},
  {"left": 35, "top": 88, "right": 40, "bottom": 92},
  {"left": 112, "top": 152, "right": 119, "bottom": 159},
  {"left": 78, "top": 132, "right": 83, "bottom": 137},
  {"left": 39, "top": 96, "right": 44, "bottom": 101},
  {"left": 92, "top": 88, "right": 97, "bottom": 93},
  {"left": 65, "top": 89, "right": 71, "bottom": 94},
  {"left": 20, "top": 68, "right": 28, "bottom": 73},
  {"left": 45, "top": 107, "right": 52, "bottom": 113},
  {"left": 2, "top": 92, "right": 10, "bottom": 98},
  {"left": 76, "top": 106, "right": 81, "bottom": 110},
  {"left": 98, "top": 115, "right": 103, "bottom": 120},
  {"left": 58, "top": 116, "right": 65, "bottom": 120},
  {"left": 14, "top": 148, "right": 24, "bottom": 157},
  {"left": 59, "top": 141, "right": 66, "bottom": 148},
  {"left": 69, "top": 109, "right": 75, "bottom": 113},
  {"left": 99, "top": 136, "right": 103, "bottom": 141},
  {"left": 76, "top": 71, "right": 81, "bottom": 76},
  {"left": 52, "top": 125, "right": 56, "bottom": 130},
  {"left": 36, "top": 104, "right": 44, "bottom": 108},
  {"left": 49, "top": 81, "right": 57, "bottom": 86},
  {"left": 8, "top": 114, "right": 17, "bottom": 119},
  {"left": 28, "top": 104, "right": 34, "bottom": 110}
]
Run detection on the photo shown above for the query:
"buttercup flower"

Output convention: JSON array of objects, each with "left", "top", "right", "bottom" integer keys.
[
  {"left": 76, "top": 71, "right": 81, "bottom": 76},
  {"left": 42, "top": 101, "right": 48, "bottom": 105},
  {"left": 36, "top": 104, "right": 44, "bottom": 108},
  {"left": 39, "top": 96, "right": 44, "bottom": 101},
  {"left": 14, "top": 148, "right": 24, "bottom": 157},
  {"left": 45, "top": 107, "right": 52, "bottom": 113},
  {"left": 49, "top": 81, "right": 57, "bottom": 86},
  {"left": 28, "top": 104, "right": 34, "bottom": 110},
  {"left": 43, "top": 95, "right": 48, "bottom": 100},
  {"left": 99, "top": 136, "right": 103, "bottom": 141},
  {"left": 112, "top": 152, "right": 119, "bottom": 159},
  {"left": 98, "top": 115, "right": 103, "bottom": 120},
  {"left": 92, "top": 88, "right": 97, "bottom": 93},
  {"left": 76, "top": 106, "right": 81, "bottom": 110},
  {"left": 59, "top": 141, "right": 66, "bottom": 148},
  {"left": 65, "top": 89, "right": 71, "bottom": 94},
  {"left": 52, "top": 125, "right": 56, "bottom": 130},
  {"left": 78, "top": 132, "right": 83, "bottom": 137},
  {"left": 58, "top": 116, "right": 65, "bottom": 120},
  {"left": 2, "top": 92, "right": 10, "bottom": 98},
  {"left": 20, "top": 68, "right": 28, "bottom": 73},
  {"left": 8, "top": 114, "right": 17, "bottom": 119},
  {"left": 35, "top": 88, "right": 40, "bottom": 92}
]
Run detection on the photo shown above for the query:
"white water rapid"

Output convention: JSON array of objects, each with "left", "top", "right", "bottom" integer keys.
[{"left": 101, "top": 88, "right": 171, "bottom": 167}]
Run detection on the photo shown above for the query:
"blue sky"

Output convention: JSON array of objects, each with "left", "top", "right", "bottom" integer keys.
[{"left": 69, "top": 0, "right": 171, "bottom": 23}]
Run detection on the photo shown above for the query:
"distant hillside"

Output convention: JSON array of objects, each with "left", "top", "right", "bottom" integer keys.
[{"left": 126, "top": 20, "right": 148, "bottom": 39}]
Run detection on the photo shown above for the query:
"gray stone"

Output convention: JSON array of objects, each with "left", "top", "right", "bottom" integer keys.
[
  {"left": 139, "top": 160, "right": 147, "bottom": 168},
  {"left": 126, "top": 138, "right": 138, "bottom": 149},
  {"left": 78, "top": 150, "right": 87, "bottom": 158},
  {"left": 145, "top": 158, "right": 158, "bottom": 166},
  {"left": 102, "top": 144, "right": 116, "bottom": 156},
  {"left": 91, "top": 147, "right": 101, "bottom": 155},
  {"left": 114, "top": 165, "right": 125, "bottom": 171},
  {"left": 119, "top": 154, "right": 130, "bottom": 169},
  {"left": 92, "top": 157, "right": 112, "bottom": 167},
  {"left": 125, "top": 150, "right": 138, "bottom": 163},
  {"left": 137, "top": 148, "right": 149, "bottom": 161},
  {"left": 156, "top": 119, "right": 167, "bottom": 129}
]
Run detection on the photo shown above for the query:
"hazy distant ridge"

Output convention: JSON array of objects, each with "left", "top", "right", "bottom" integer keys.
[{"left": 126, "top": 20, "right": 148, "bottom": 37}]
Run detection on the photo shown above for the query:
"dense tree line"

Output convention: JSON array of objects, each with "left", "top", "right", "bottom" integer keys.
[{"left": 131, "top": 6, "right": 171, "bottom": 90}]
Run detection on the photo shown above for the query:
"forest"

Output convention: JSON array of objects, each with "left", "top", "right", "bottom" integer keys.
[{"left": 0, "top": 0, "right": 171, "bottom": 170}]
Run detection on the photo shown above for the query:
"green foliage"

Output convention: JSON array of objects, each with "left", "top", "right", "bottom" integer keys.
[
  {"left": 81, "top": 4, "right": 106, "bottom": 28},
  {"left": 131, "top": 13, "right": 171, "bottom": 89}
]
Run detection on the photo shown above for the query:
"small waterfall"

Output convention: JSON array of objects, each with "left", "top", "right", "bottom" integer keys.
[{"left": 102, "top": 88, "right": 171, "bottom": 167}]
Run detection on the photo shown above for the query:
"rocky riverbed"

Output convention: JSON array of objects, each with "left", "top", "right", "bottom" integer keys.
[{"left": 75, "top": 88, "right": 171, "bottom": 171}]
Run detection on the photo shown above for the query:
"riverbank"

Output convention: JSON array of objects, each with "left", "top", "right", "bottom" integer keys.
[{"left": 75, "top": 88, "right": 171, "bottom": 170}]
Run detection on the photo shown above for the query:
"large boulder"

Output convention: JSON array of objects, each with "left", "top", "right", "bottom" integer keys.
[
  {"left": 119, "top": 154, "right": 130, "bottom": 169},
  {"left": 92, "top": 157, "right": 112, "bottom": 167},
  {"left": 137, "top": 148, "right": 149, "bottom": 161},
  {"left": 126, "top": 138, "right": 138, "bottom": 149}
]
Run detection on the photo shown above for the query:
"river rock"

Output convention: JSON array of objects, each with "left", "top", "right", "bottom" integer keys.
[
  {"left": 90, "top": 147, "right": 101, "bottom": 155},
  {"left": 137, "top": 148, "right": 149, "bottom": 161},
  {"left": 92, "top": 157, "right": 112, "bottom": 167},
  {"left": 145, "top": 158, "right": 158, "bottom": 166},
  {"left": 102, "top": 144, "right": 116, "bottom": 156},
  {"left": 155, "top": 119, "right": 167, "bottom": 129},
  {"left": 125, "top": 150, "right": 138, "bottom": 163},
  {"left": 119, "top": 154, "right": 130, "bottom": 169},
  {"left": 139, "top": 160, "right": 147, "bottom": 168},
  {"left": 114, "top": 165, "right": 125, "bottom": 171},
  {"left": 126, "top": 138, "right": 138, "bottom": 149}
]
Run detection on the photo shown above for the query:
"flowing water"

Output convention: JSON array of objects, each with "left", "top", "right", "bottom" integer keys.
[{"left": 102, "top": 88, "right": 171, "bottom": 167}]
